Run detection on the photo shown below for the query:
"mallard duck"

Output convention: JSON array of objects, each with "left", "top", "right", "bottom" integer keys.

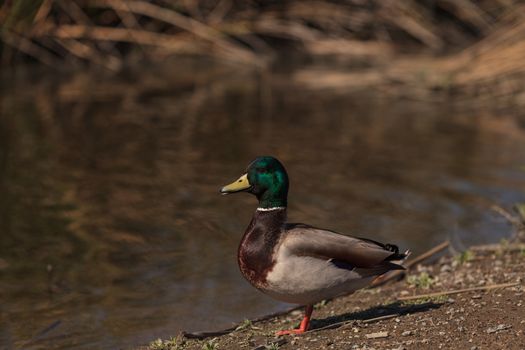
[{"left": 220, "top": 156, "right": 408, "bottom": 336}]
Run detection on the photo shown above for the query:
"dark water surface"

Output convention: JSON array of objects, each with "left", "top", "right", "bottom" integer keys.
[{"left": 1, "top": 63, "right": 525, "bottom": 349}]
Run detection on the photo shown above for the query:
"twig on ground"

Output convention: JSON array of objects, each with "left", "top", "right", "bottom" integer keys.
[
  {"left": 491, "top": 204, "right": 525, "bottom": 242},
  {"left": 361, "top": 313, "right": 400, "bottom": 324},
  {"left": 370, "top": 240, "right": 450, "bottom": 287},
  {"left": 398, "top": 282, "right": 519, "bottom": 301},
  {"left": 405, "top": 241, "right": 451, "bottom": 269},
  {"left": 304, "top": 314, "right": 401, "bottom": 334},
  {"left": 182, "top": 305, "right": 302, "bottom": 339},
  {"left": 470, "top": 243, "right": 525, "bottom": 252},
  {"left": 491, "top": 204, "right": 522, "bottom": 227}
]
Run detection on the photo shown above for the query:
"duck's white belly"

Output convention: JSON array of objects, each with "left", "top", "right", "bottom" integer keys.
[{"left": 262, "top": 255, "right": 375, "bottom": 305}]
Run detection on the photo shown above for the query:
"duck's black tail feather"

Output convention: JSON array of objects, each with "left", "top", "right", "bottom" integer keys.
[
  {"left": 357, "top": 237, "right": 410, "bottom": 262},
  {"left": 384, "top": 244, "right": 411, "bottom": 261}
]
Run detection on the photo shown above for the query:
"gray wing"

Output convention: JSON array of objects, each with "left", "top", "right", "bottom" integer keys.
[{"left": 283, "top": 224, "right": 402, "bottom": 268}]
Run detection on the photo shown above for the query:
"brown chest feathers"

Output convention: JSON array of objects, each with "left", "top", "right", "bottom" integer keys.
[{"left": 237, "top": 208, "right": 286, "bottom": 288}]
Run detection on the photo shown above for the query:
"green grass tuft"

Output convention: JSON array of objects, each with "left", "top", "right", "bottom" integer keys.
[
  {"left": 235, "top": 319, "right": 252, "bottom": 331},
  {"left": 267, "top": 343, "right": 280, "bottom": 350},
  {"left": 515, "top": 203, "right": 525, "bottom": 223},
  {"left": 149, "top": 335, "right": 185, "bottom": 350},
  {"left": 202, "top": 339, "right": 218, "bottom": 350},
  {"left": 520, "top": 246, "right": 525, "bottom": 257},
  {"left": 454, "top": 250, "right": 474, "bottom": 265},
  {"left": 407, "top": 272, "right": 435, "bottom": 289},
  {"left": 315, "top": 299, "right": 328, "bottom": 309}
]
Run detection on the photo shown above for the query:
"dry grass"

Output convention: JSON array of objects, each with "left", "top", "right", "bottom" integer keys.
[{"left": 2, "top": 0, "right": 525, "bottom": 99}]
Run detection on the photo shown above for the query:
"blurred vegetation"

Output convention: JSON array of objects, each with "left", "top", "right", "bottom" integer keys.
[
  {"left": 1, "top": 0, "right": 525, "bottom": 102},
  {"left": 0, "top": 1, "right": 523, "bottom": 63}
]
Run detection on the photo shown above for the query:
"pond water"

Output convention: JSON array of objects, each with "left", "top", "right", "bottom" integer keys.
[{"left": 1, "top": 62, "right": 525, "bottom": 349}]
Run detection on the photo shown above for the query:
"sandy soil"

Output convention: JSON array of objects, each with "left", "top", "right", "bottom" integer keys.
[{"left": 146, "top": 243, "right": 524, "bottom": 350}]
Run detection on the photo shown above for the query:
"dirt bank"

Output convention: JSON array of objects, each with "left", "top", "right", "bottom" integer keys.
[{"left": 146, "top": 242, "right": 524, "bottom": 350}]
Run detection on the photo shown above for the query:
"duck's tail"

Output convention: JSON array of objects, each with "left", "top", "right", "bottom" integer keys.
[
  {"left": 384, "top": 244, "right": 411, "bottom": 263},
  {"left": 368, "top": 249, "right": 411, "bottom": 286}
]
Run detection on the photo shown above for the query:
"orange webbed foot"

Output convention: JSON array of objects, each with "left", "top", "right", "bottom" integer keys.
[
  {"left": 275, "top": 305, "right": 313, "bottom": 337},
  {"left": 275, "top": 328, "right": 307, "bottom": 336}
]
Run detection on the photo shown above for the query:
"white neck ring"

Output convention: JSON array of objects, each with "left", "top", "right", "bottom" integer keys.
[{"left": 256, "top": 206, "right": 286, "bottom": 212}]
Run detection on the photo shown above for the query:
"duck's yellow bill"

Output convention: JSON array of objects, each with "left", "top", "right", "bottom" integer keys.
[{"left": 220, "top": 173, "right": 251, "bottom": 194}]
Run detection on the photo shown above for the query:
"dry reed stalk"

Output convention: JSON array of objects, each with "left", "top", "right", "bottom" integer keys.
[
  {"left": 87, "top": 0, "right": 259, "bottom": 64},
  {"left": 55, "top": 38, "right": 122, "bottom": 71},
  {"left": 36, "top": 25, "right": 195, "bottom": 51},
  {"left": 33, "top": 0, "right": 53, "bottom": 24},
  {"left": 252, "top": 18, "right": 320, "bottom": 41},
  {"left": 1, "top": 30, "right": 57, "bottom": 66},
  {"left": 104, "top": 0, "right": 149, "bottom": 59},
  {"left": 378, "top": 1, "right": 443, "bottom": 50}
]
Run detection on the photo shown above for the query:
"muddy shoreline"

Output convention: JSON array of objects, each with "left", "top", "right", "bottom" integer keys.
[{"left": 145, "top": 241, "right": 524, "bottom": 350}]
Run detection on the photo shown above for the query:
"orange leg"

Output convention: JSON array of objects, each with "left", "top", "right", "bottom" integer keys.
[{"left": 276, "top": 305, "right": 313, "bottom": 336}]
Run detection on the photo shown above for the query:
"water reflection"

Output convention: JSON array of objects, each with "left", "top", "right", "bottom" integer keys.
[{"left": 1, "top": 64, "right": 525, "bottom": 349}]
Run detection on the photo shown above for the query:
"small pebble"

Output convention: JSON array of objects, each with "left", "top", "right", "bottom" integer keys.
[
  {"left": 486, "top": 324, "right": 511, "bottom": 334},
  {"left": 440, "top": 265, "right": 452, "bottom": 272}
]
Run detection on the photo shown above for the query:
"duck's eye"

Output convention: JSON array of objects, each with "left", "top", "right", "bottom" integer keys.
[{"left": 238, "top": 179, "right": 242, "bottom": 182}]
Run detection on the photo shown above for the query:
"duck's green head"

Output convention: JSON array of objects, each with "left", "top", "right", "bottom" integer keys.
[{"left": 220, "top": 156, "right": 289, "bottom": 208}]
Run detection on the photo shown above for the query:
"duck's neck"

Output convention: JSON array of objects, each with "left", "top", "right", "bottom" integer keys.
[
  {"left": 242, "top": 207, "right": 287, "bottom": 250},
  {"left": 237, "top": 207, "right": 287, "bottom": 286},
  {"left": 257, "top": 189, "right": 287, "bottom": 209},
  {"left": 251, "top": 206, "right": 287, "bottom": 231}
]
